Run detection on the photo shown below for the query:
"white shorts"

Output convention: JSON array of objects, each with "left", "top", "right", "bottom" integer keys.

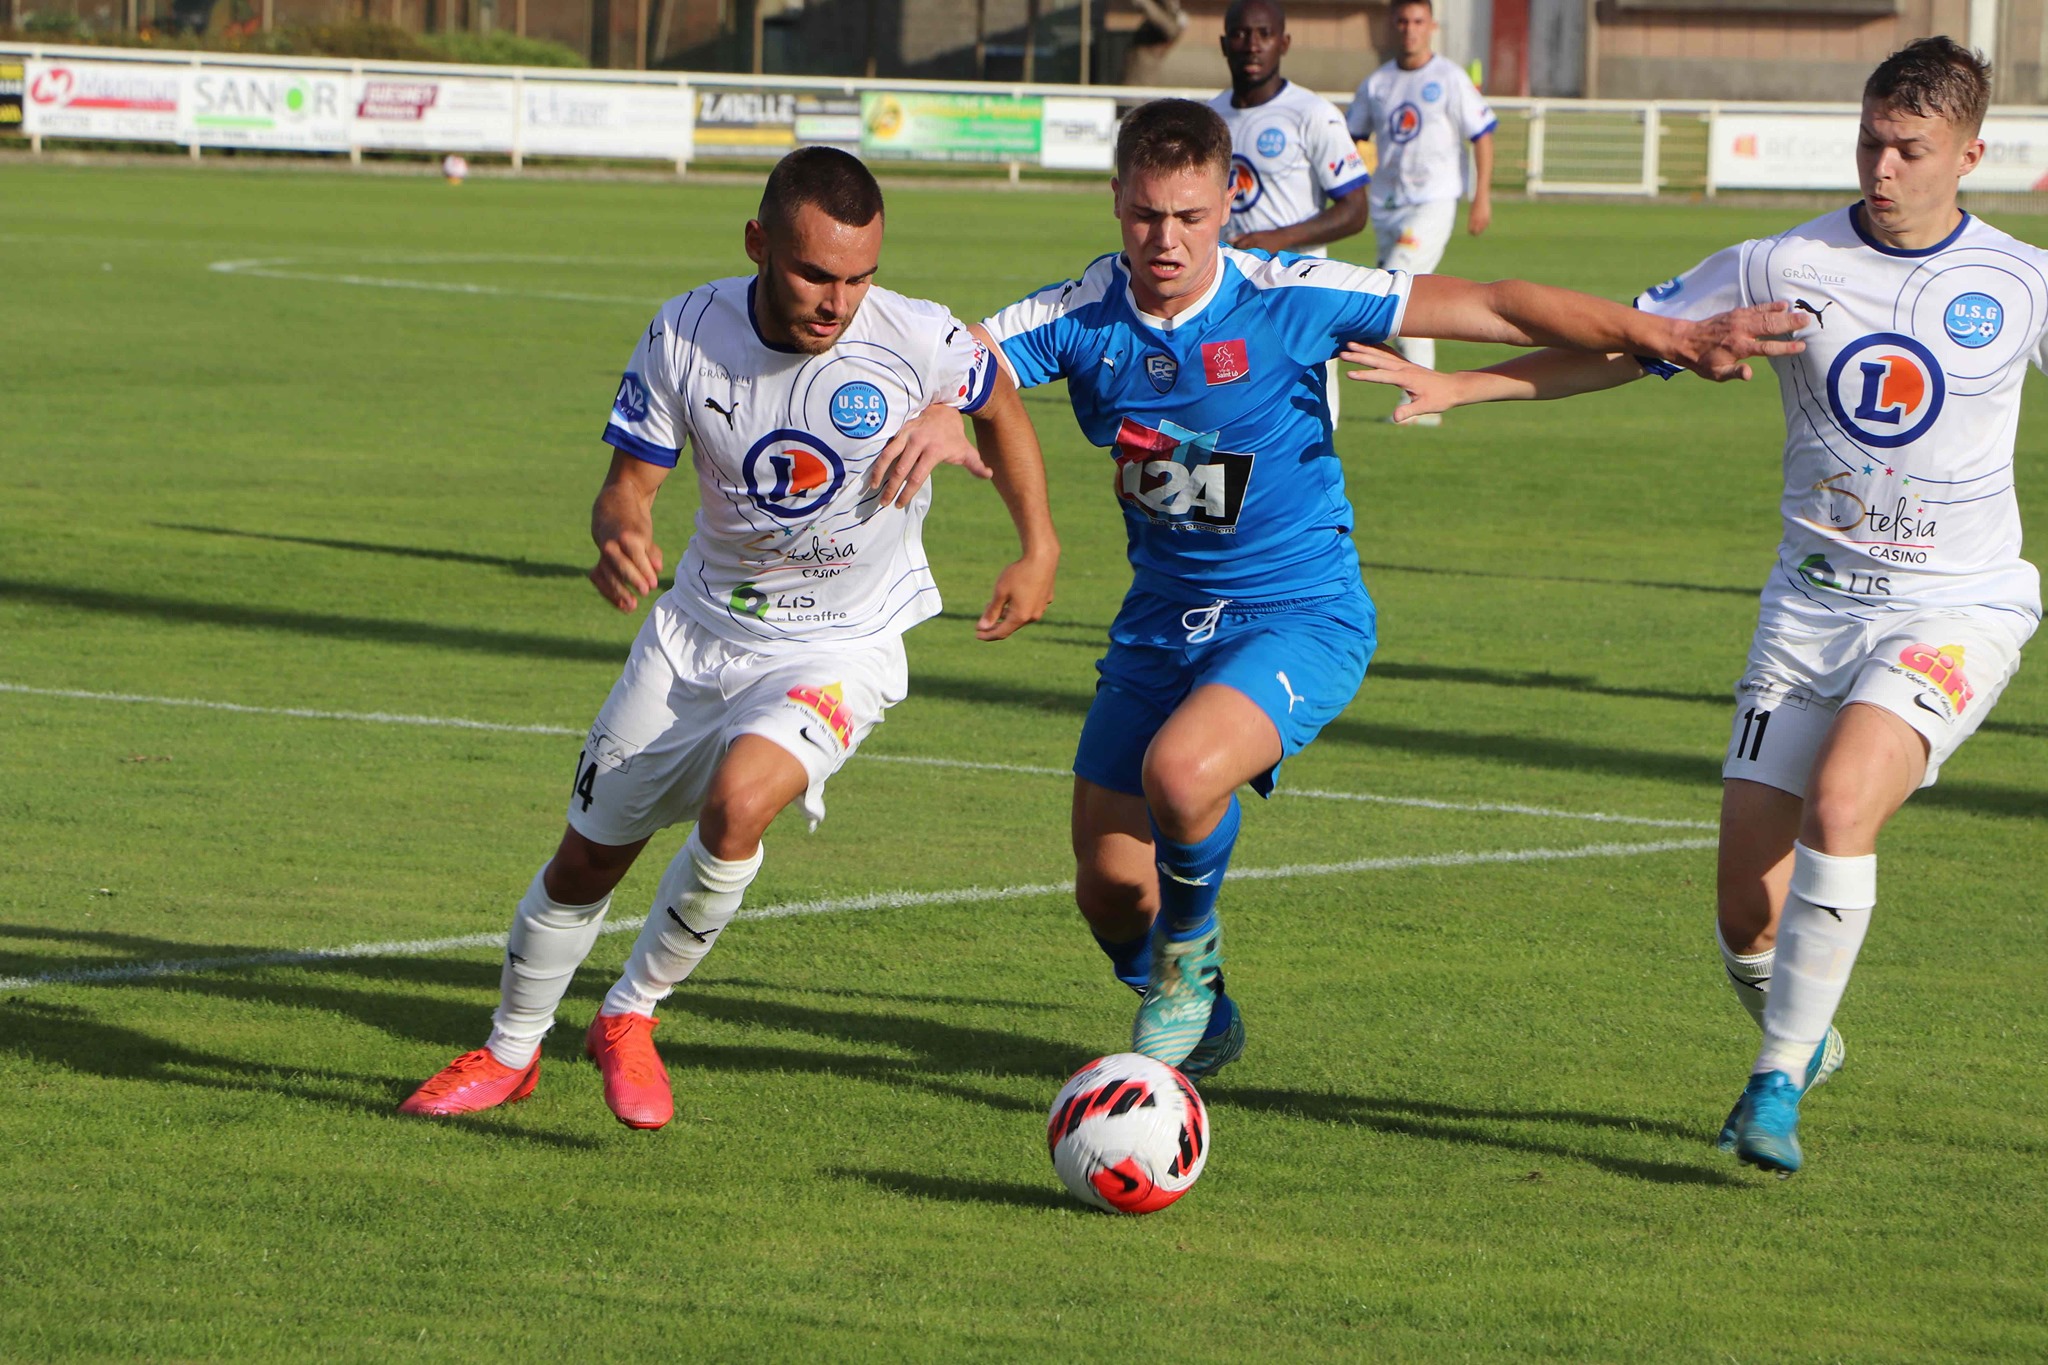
[
  {"left": 566, "top": 595, "right": 908, "bottom": 846},
  {"left": 1372, "top": 198, "right": 1458, "bottom": 276},
  {"left": 1723, "top": 602, "right": 2034, "bottom": 797}
]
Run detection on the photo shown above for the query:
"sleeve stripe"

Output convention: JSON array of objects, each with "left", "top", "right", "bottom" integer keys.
[
  {"left": 1470, "top": 118, "right": 1499, "bottom": 142},
  {"left": 959, "top": 352, "right": 999, "bottom": 414},
  {"left": 1328, "top": 173, "right": 1371, "bottom": 199},
  {"left": 603, "top": 425, "right": 681, "bottom": 468},
  {"left": 1384, "top": 270, "right": 1414, "bottom": 340}
]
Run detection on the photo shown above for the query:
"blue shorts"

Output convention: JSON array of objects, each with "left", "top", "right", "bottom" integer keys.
[{"left": 1073, "top": 588, "right": 1377, "bottom": 798}]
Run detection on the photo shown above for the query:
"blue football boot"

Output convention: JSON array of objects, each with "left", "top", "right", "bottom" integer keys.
[
  {"left": 1716, "top": 1027, "right": 1843, "bottom": 1152},
  {"left": 1730, "top": 1069, "right": 1807, "bottom": 1175},
  {"left": 1131, "top": 919, "right": 1224, "bottom": 1068},
  {"left": 1179, "top": 988, "right": 1245, "bottom": 1083}
]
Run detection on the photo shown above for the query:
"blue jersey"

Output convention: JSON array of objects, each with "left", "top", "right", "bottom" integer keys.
[{"left": 982, "top": 247, "right": 1410, "bottom": 605}]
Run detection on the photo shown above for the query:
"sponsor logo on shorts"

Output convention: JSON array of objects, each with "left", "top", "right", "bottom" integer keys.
[
  {"left": 1201, "top": 338, "right": 1250, "bottom": 386},
  {"left": 1256, "top": 127, "right": 1286, "bottom": 159},
  {"left": 585, "top": 725, "right": 636, "bottom": 773},
  {"left": 1825, "top": 333, "right": 1945, "bottom": 449},
  {"left": 1944, "top": 291, "right": 2003, "bottom": 349},
  {"left": 613, "top": 372, "right": 651, "bottom": 423},
  {"left": 786, "top": 682, "right": 854, "bottom": 748},
  {"left": 1894, "top": 641, "right": 1973, "bottom": 716}
]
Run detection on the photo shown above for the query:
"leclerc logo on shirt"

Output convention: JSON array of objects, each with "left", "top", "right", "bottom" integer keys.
[
  {"left": 1202, "top": 339, "right": 1251, "bottom": 386},
  {"left": 1389, "top": 103, "right": 1422, "bottom": 144},
  {"left": 1228, "top": 155, "right": 1263, "bottom": 212},
  {"left": 742, "top": 429, "right": 846, "bottom": 519},
  {"left": 1825, "top": 333, "right": 1945, "bottom": 449}
]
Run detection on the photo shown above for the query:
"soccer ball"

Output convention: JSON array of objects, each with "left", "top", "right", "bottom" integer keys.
[{"left": 1046, "top": 1053, "right": 1209, "bottom": 1214}]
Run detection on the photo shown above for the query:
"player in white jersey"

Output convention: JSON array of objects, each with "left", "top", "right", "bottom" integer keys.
[
  {"left": 1208, "top": 0, "right": 1371, "bottom": 419},
  {"left": 1342, "top": 39, "right": 2037, "bottom": 1175},
  {"left": 400, "top": 148, "right": 1058, "bottom": 1130},
  {"left": 1345, "top": 0, "right": 1496, "bottom": 396}
]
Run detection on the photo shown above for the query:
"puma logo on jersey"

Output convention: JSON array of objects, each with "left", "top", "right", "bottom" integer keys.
[
  {"left": 704, "top": 396, "right": 738, "bottom": 429},
  {"left": 1792, "top": 298, "right": 1833, "bottom": 327}
]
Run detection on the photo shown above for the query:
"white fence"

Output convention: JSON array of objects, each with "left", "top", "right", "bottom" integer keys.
[{"left": 8, "top": 42, "right": 2048, "bottom": 195}]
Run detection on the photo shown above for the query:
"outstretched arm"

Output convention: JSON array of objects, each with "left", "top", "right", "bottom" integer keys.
[
  {"left": 964, "top": 325, "right": 1059, "bottom": 640},
  {"left": 1232, "top": 188, "right": 1373, "bottom": 254},
  {"left": 1400, "top": 276, "right": 1807, "bottom": 381},
  {"left": 1341, "top": 343, "right": 1648, "bottom": 424}
]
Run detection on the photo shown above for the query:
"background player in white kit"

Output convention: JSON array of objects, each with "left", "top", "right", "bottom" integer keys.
[
  {"left": 1208, "top": 0, "right": 1371, "bottom": 419},
  {"left": 1346, "top": 0, "right": 1496, "bottom": 418},
  {"left": 400, "top": 148, "right": 1059, "bottom": 1130},
  {"left": 1343, "top": 39, "right": 2038, "bottom": 1176}
]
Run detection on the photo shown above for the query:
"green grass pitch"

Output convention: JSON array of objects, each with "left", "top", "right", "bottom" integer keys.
[{"left": 1, "top": 162, "right": 2044, "bottom": 1359}]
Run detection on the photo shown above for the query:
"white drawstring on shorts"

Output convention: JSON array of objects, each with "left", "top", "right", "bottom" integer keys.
[{"left": 1181, "top": 598, "right": 1229, "bottom": 644}]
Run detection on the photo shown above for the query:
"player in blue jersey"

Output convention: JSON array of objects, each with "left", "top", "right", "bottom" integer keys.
[{"left": 965, "top": 99, "right": 1806, "bottom": 1077}]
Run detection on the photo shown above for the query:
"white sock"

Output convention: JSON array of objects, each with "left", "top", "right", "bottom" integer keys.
[
  {"left": 601, "top": 828, "right": 762, "bottom": 1019},
  {"left": 1755, "top": 842, "right": 1875, "bottom": 1078},
  {"left": 1716, "top": 924, "right": 1772, "bottom": 1029},
  {"left": 486, "top": 867, "right": 612, "bottom": 1068}
]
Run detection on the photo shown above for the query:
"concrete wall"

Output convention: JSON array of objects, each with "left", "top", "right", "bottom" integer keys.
[{"left": 1591, "top": 0, "right": 1968, "bottom": 101}]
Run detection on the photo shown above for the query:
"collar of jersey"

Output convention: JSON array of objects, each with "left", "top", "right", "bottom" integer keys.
[
  {"left": 1122, "top": 252, "right": 1227, "bottom": 333},
  {"left": 1227, "top": 77, "right": 1291, "bottom": 111},
  {"left": 1849, "top": 200, "right": 1971, "bottom": 257},
  {"left": 744, "top": 277, "right": 807, "bottom": 354}
]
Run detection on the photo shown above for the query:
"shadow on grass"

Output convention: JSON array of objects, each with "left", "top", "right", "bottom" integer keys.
[
  {"left": 827, "top": 1166, "right": 1071, "bottom": 1211},
  {"left": 0, "top": 996, "right": 601, "bottom": 1151},
  {"left": 1211, "top": 1084, "right": 1738, "bottom": 1187},
  {"left": 154, "top": 523, "right": 600, "bottom": 581},
  {"left": 0, "top": 925, "right": 1087, "bottom": 1119}
]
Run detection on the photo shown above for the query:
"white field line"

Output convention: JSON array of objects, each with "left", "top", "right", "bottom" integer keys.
[
  {"left": 0, "top": 837, "right": 1715, "bottom": 992},
  {"left": 0, "top": 683, "right": 1716, "bottom": 831},
  {"left": 210, "top": 257, "right": 661, "bottom": 307}
]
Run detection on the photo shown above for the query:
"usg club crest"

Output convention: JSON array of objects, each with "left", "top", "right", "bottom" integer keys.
[
  {"left": 1144, "top": 353, "right": 1178, "bottom": 393},
  {"left": 1255, "top": 127, "right": 1286, "bottom": 159},
  {"left": 1826, "top": 333, "right": 1945, "bottom": 449},
  {"left": 1944, "top": 292, "right": 2003, "bottom": 349},
  {"left": 829, "top": 380, "right": 889, "bottom": 439}
]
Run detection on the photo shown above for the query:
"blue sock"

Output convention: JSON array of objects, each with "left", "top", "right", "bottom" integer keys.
[
  {"left": 1149, "top": 796, "right": 1240, "bottom": 941},
  {"left": 1202, "top": 988, "right": 1237, "bottom": 1040},
  {"left": 1092, "top": 929, "right": 1150, "bottom": 995}
]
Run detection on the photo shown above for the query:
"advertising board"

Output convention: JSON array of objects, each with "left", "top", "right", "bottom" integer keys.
[
  {"left": 23, "top": 59, "right": 180, "bottom": 142},
  {"left": 1710, "top": 111, "right": 2048, "bottom": 192},
  {"left": 521, "top": 79, "right": 692, "bottom": 161},
  {"left": 692, "top": 87, "right": 858, "bottom": 158},
  {"left": 860, "top": 91, "right": 1042, "bottom": 163},
  {"left": 353, "top": 75, "right": 517, "bottom": 153},
  {"left": 0, "top": 59, "right": 23, "bottom": 135},
  {"left": 1040, "top": 95, "right": 1115, "bottom": 171},
  {"left": 182, "top": 66, "right": 353, "bottom": 150}
]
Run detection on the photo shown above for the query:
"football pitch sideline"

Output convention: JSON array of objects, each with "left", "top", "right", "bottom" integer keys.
[{"left": 2, "top": 162, "right": 2044, "bottom": 1359}]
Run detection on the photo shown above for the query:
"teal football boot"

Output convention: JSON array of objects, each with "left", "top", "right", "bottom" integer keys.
[
  {"left": 1131, "top": 919, "right": 1224, "bottom": 1068},
  {"left": 1716, "top": 1027, "right": 1843, "bottom": 1152},
  {"left": 1179, "top": 989, "right": 1245, "bottom": 1082},
  {"left": 1731, "top": 1069, "right": 1806, "bottom": 1175}
]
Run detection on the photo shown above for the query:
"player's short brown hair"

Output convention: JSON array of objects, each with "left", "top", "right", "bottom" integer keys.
[
  {"left": 1865, "top": 37, "right": 1992, "bottom": 135},
  {"left": 758, "top": 146, "right": 884, "bottom": 237},
  {"left": 1391, "top": 0, "right": 1433, "bottom": 14},
  {"left": 1115, "top": 99, "right": 1233, "bottom": 185}
]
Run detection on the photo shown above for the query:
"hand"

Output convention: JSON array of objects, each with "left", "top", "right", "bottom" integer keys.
[
  {"left": 1670, "top": 301, "right": 1813, "bottom": 382},
  {"left": 589, "top": 489, "right": 663, "bottom": 612},
  {"left": 1467, "top": 196, "right": 1491, "bottom": 237},
  {"left": 867, "top": 403, "right": 992, "bottom": 509},
  {"left": 1339, "top": 341, "right": 1467, "bottom": 422},
  {"left": 1228, "top": 229, "right": 1289, "bottom": 254},
  {"left": 976, "top": 552, "right": 1056, "bottom": 641}
]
